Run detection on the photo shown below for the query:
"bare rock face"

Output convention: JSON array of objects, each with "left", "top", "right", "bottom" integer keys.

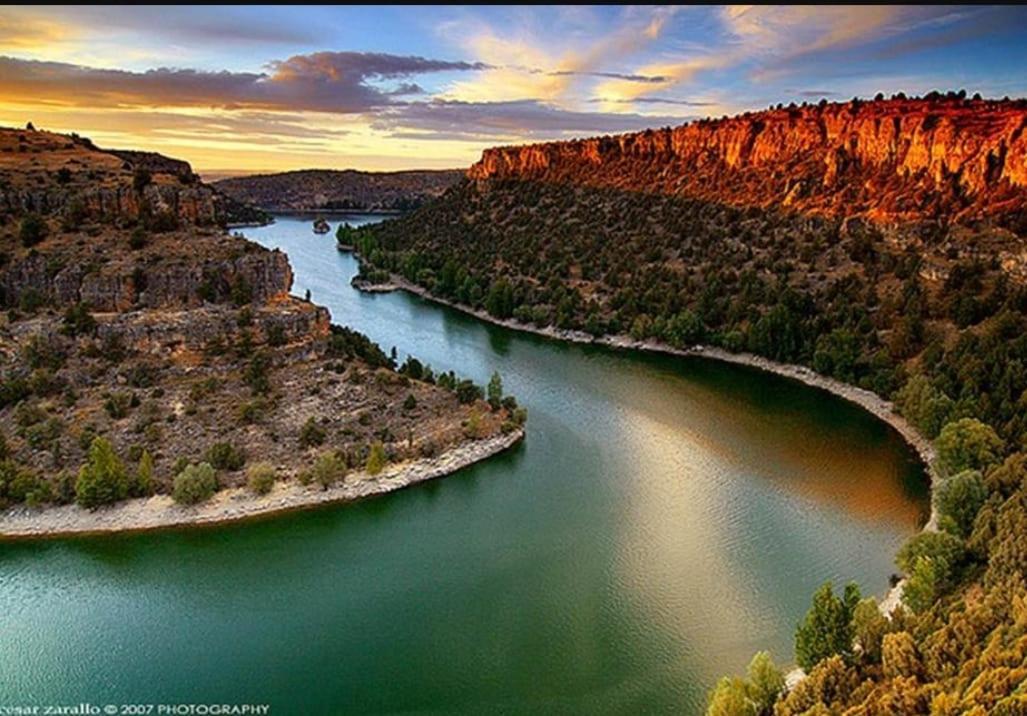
[
  {"left": 467, "top": 97, "right": 1027, "bottom": 224},
  {"left": 0, "top": 237, "right": 292, "bottom": 313}
]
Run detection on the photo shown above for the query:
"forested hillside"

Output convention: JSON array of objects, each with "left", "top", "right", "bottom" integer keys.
[
  {"left": 351, "top": 95, "right": 1027, "bottom": 712},
  {"left": 214, "top": 169, "right": 462, "bottom": 213}
]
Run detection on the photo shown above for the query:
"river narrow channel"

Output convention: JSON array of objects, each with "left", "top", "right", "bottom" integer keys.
[{"left": 0, "top": 214, "right": 928, "bottom": 714}]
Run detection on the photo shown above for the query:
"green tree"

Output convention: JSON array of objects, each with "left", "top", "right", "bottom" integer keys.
[
  {"left": 133, "top": 449, "right": 154, "bottom": 497},
  {"left": 895, "top": 374, "right": 953, "bottom": 438},
  {"left": 851, "top": 598, "right": 889, "bottom": 664},
  {"left": 455, "top": 379, "right": 483, "bottom": 404},
  {"left": 487, "top": 371, "right": 503, "bottom": 410},
  {"left": 75, "top": 436, "right": 129, "bottom": 507},
  {"left": 706, "top": 676, "right": 754, "bottom": 716},
  {"left": 366, "top": 442, "right": 387, "bottom": 475},
  {"left": 794, "top": 581, "right": 859, "bottom": 671},
  {"left": 936, "top": 469, "right": 987, "bottom": 538},
  {"left": 172, "top": 462, "right": 218, "bottom": 505},
  {"left": 746, "top": 651, "right": 784, "bottom": 714},
  {"left": 485, "top": 278, "right": 515, "bottom": 319},
  {"left": 896, "top": 530, "right": 965, "bottom": 575},
  {"left": 902, "top": 555, "right": 948, "bottom": 613},
  {"left": 935, "top": 418, "right": 1004, "bottom": 475}
]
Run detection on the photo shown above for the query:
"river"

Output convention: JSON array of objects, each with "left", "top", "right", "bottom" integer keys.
[{"left": 0, "top": 214, "right": 928, "bottom": 714}]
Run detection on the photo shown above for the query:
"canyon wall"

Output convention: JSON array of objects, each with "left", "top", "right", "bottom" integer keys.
[{"left": 468, "top": 97, "right": 1027, "bottom": 223}]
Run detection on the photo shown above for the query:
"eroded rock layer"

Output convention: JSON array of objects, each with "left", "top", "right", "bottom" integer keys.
[{"left": 468, "top": 97, "right": 1027, "bottom": 224}]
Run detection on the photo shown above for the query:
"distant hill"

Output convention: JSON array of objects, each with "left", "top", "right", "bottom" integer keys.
[{"left": 213, "top": 169, "right": 464, "bottom": 213}]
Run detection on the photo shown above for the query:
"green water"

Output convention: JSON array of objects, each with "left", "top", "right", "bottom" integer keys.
[{"left": 0, "top": 215, "right": 928, "bottom": 714}]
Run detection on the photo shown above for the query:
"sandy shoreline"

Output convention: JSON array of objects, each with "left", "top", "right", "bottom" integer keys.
[{"left": 0, "top": 429, "right": 524, "bottom": 540}]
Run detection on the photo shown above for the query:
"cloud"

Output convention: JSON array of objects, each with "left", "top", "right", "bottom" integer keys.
[
  {"left": 589, "top": 96, "right": 715, "bottom": 107},
  {"left": 442, "top": 6, "right": 681, "bottom": 103},
  {"left": 8, "top": 6, "right": 319, "bottom": 47},
  {"left": 592, "top": 54, "right": 734, "bottom": 109},
  {"left": 544, "top": 69, "right": 669, "bottom": 83},
  {"left": 371, "top": 99, "right": 690, "bottom": 140},
  {"left": 265, "top": 52, "right": 490, "bottom": 81},
  {"left": 0, "top": 52, "right": 491, "bottom": 114},
  {"left": 0, "top": 13, "right": 70, "bottom": 50}
]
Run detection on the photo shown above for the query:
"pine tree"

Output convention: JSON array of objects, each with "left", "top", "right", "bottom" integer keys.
[
  {"left": 794, "top": 581, "right": 859, "bottom": 671},
  {"left": 487, "top": 371, "right": 503, "bottom": 410},
  {"left": 75, "top": 436, "right": 129, "bottom": 507},
  {"left": 366, "top": 442, "right": 387, "bottom": 475}
]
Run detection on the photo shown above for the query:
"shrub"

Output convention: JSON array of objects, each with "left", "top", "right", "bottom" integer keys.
[
  {"left": 128, "top": 227, "right": 147, "bottom": 250},
  {"left": 19, "top": 214, "right": 47, "bottom": 247},
  {"left": 1, "top": 461, "right": 49, "bottom": 504},
  {"left": 205, "top": 442, "right": 246, "bottom": 471},
  {"left": 246, "top": 463, "right": 276, "bottom": 495},
  {"left": 464, "top": 409, "right": 488, "bottom": 439},
  {"left": 172, "top": 462, "right": 218, "bottom": 505},
  {"left": 237, "top": 397, "right": 269, "bottom": 425},
  {"left": 935, "top": 418, "right": 1004, "bottom": 475},
  {"left": 307, "top": 452, "right": 347, "bottom": 489},
  {"left": 298, "top": 417, "right": 326, "bottom": 448},
  {"left": 245, "top": 352, "right": 271, "bottom": 395},
  {"left": 896, "top": 531, "right": 965, "bottom": 591},
  {"left": 104, "top": 391, "right": 134, "bottom": 420},
  {"left": 133, "top": 450, "right": 155, "bottom": 497},
  {"left": 455, "top": 380, "right": 483, "bottom": 404},
  {"left": 936, "top": 469, "right": 987, "bottom": 538},
  {"left": 365, "top": 442, "right": 387, "bottom": 475},
  {"left": 75, "top": 436, "right": 129, "bottom": 507},
  {"left": 61, "top": 302, "right": 97, "bottom": 337},
  {"left": 403, "top": 393, "right": 418, "bottom": 411}
]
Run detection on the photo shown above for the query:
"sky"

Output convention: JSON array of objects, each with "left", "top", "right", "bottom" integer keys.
[{"left": 2, "top": 5, "right": 1026, "bottom": 174}]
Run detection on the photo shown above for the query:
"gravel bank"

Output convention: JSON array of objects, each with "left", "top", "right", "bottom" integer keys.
[{"left": 355, "top": 273, "right": 937, "bottom": 483}]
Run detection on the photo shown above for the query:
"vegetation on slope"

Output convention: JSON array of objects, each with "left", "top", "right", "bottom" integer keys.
[
  {"left": 213, "top": 168, "right": 463, "bottom": 213},
  {"left": 0, "top": 127, "right": 523, "bottom": 514},
  {"left": 353, "top": 167, "right": 1027, "bottom": 711}
]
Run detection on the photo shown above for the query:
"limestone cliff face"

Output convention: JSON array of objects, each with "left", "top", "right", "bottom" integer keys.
[
  {"left": 0, "top": 245, "right": 293, "bottom": 313},
  {"left": 468, "top": 98, "right": 1027, "bottom": 223}
]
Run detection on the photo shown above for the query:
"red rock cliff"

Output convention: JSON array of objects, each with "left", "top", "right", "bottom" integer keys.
[{"left": 468, "top": 97, "right": 1027, "bottom": 223}]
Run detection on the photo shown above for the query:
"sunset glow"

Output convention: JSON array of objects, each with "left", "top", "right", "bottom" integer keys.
[{"left": 2, "top": 5, "right": 1026, "bottom": 173}]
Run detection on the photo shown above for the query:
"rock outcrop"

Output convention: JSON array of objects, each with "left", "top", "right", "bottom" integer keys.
[
  {"left": 0, "top": 243, "right": 292, "bottom": 312},
  {"left": 0, "top": 127, "right": 269, "bottom": 226},
  {"left": 468, "top": 96, "right": 1027, "bottom": 225}
]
